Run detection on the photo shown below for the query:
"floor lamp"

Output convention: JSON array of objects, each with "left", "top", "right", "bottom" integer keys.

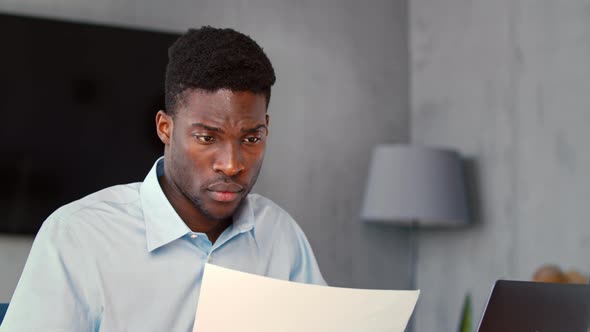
[{"left": 361, "top": 144, "right": 470, "bottom": 331}]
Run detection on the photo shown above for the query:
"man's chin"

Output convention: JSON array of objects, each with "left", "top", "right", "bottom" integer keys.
[
  {"left": 206, "top": 209, "right": 237, "bottom": 222},
  {"left": 197, "top": 197, "right": 245, "bottom": 221}
]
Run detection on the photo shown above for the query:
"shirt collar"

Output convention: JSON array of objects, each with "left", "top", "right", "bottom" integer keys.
[
  {"left": 140, "top": 157, "right": 256, "bottom": 252},
  {"left": 140, "top": 158, "right": 191, "bottom": 252},
  {"left": 230, "top": 194, "right": 256, "bottom": 234}
]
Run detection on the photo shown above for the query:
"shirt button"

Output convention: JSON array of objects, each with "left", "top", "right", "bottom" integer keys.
[{"left": 190, "top": 234, "right": 197, "bottom": 239}]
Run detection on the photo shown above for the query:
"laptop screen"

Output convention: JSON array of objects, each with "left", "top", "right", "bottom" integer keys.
[{"left": 477, "top": 280, "right": 590, "bottom": 332}]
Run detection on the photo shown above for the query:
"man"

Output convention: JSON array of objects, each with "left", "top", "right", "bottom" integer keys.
[{"left": 1, "top": 26, "right": 325, "bottom": 331}]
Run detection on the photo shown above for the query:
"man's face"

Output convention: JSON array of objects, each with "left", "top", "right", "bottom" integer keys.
[{"left": 158, "top": 89, "right": 269, "bottom": 222}]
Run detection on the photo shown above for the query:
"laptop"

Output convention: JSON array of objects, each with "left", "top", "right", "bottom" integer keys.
[{"left": 477, "top": 280, "right": 590, "bottom": 332}]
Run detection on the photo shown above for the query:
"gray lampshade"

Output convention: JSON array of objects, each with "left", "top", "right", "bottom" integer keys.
[{"left": 361, "top": 144, "right": 469, "bottom": 227}]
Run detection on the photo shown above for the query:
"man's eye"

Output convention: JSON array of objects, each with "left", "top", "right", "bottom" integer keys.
[
  {"left": 195, "top": 135, "right": 215, "bottom": 143},
  {"left": 243, "top": 137, "right": 261, "bottom": 144}
]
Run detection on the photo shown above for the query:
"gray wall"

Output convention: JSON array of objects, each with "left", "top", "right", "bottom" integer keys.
[
  {"left": 0, "top": 0, "right": 410, "bottom": 301},
  {"left": 411, "top": 0, "right": 590, "bottom": 331}
]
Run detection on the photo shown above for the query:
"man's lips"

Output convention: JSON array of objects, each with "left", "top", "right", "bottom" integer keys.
[
  {"left": 206, "top": 182, "right": 244, "bottom": 203},
  {"left": 207, "top": 191, "right": 241, "bottom": 202}
]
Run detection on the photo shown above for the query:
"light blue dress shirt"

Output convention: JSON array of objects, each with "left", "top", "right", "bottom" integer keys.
[{"left": 1, "top": 158, "right": 325, "bottom": 332}]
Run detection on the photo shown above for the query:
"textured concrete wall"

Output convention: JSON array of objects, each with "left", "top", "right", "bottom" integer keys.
[
  {"left": 411, "top": 0, "right": 590, "bottom": 330},
  {"left": 0, "top": 0, "right": 410, "bottom": 301}
]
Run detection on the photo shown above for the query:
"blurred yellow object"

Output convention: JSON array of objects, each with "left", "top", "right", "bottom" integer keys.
[
  {"left": 564, "top": 270, "right": 588, "bottom": 284},
  {"left": 532, "top": 264, "right": 588, "bottom": 284},
  {"left": 532, "top": 265, "right": 567, "bottom": 283}
]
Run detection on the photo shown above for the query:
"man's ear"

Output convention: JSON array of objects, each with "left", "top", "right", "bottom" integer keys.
[
  {"left": 156, "top": 110, "right": 173, "bottom": 145},
  {"left": 265, "top": 114, "right": 269, "bottom": 136}
]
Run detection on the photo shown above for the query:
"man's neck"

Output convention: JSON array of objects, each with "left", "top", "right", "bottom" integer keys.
[{"left": 158, "top": 175, "right": 232, "bottom": 244}]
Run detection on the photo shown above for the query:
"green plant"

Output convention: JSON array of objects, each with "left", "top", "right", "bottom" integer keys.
[{"left": 458, "top": 293, "right": 472, "bottom": 332}]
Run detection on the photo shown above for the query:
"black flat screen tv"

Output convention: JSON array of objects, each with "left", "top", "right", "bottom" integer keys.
[{"left": 0, "top": 13, "right": 179, "bottom": 234}]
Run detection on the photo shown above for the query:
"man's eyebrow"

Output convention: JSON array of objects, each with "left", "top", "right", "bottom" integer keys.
[
  {"left": 191, "top": 123, "right": 223, "bottom": 133},
  {"left": 242, "top": 124, "right": 268, "bottom": 133}
]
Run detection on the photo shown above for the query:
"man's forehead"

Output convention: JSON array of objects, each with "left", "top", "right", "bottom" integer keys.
[
  {"left": 182, "top": 88, "right": 265, "bottom": 101},
  {"left": 175, "top": 89, "right": 267, "bottom": 127},
  {"left": 178, "top": 89, "right": 265, "bottom": 110}
]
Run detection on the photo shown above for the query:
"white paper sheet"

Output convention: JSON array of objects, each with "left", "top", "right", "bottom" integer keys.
[{"left": 193, "top": 264, "right": 420, "bottom": 332}]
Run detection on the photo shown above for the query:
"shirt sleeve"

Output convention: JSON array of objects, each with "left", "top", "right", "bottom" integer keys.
[
  {"left": 0, "top": 215, "right": 97, "bottom": 332},
  {"left": 285, "top": 220, "right": 327, "bottom": 286}
]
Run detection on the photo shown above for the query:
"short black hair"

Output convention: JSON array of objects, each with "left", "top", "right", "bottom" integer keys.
[{"left": 165, "top": 26, "right": 276, "bottom": 115}]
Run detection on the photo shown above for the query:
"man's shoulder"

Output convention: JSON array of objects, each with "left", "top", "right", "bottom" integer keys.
[
  {"left": 246, "top": 193, "right": 303, "bottom": 235},
  {"left": 247, "top": 193, "right": 292, "bottom": 221},
  {"left": 48, "top": 182, "right": 143, "bottom": 226}
]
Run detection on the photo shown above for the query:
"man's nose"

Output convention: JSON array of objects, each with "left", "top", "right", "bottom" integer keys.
[{"left": 213, "top": 142, "right": 245, "bottom": 177}]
